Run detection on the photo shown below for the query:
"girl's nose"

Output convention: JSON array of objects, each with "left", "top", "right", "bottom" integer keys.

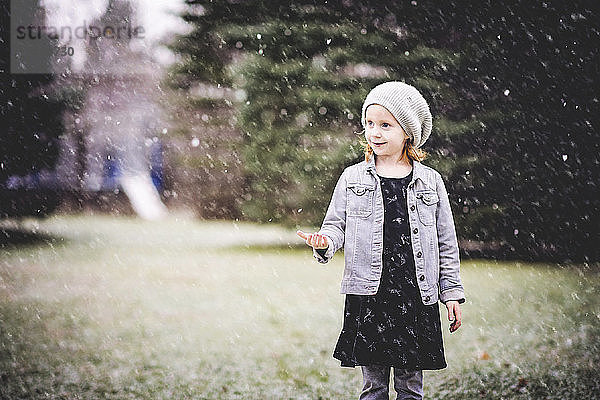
[{"left": 371, "top": 127, "right": 382, "bottom": 137}]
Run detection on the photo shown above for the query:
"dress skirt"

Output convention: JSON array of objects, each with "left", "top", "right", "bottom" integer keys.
[{"left": 333, "top": 171, "right": 447, "bottom": 370}]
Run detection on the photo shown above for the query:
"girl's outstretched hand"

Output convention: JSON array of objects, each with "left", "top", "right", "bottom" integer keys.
[
  {"left": 297, "top": 230, "right": 329, "bottom": 249},
  {"left": 445, "top": 300, "right": 462, "bottom": 333}
]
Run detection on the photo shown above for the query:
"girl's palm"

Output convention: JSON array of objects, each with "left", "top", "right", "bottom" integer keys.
[{"left": 297, "top": 230, "right": 329, "bottom": 249}]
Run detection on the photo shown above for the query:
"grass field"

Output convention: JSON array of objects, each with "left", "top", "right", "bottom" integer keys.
[{"left": 1, "top": 214, "right": 599, "bottom": 399}]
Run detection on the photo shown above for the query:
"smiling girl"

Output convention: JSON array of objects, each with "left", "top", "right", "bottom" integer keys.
[{"left": 297, "top": 81, "right": 465, "bottom": 399}]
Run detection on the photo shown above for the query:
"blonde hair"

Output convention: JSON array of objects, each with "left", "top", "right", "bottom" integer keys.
[{"left": 362, "top": 137, "right": 427, "bottom": 163}]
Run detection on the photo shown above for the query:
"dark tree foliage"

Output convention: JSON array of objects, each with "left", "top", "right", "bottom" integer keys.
[
  {"left": 0, "top": 0, "right": 65, "bottom": 217},
  {"left": 172, "top": 0, "right": 598, "bottom": 262},
  {"left": 438, "top": 1, "right": 600, "bottom": 262}
]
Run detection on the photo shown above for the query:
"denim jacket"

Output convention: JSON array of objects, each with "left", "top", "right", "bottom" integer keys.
[{"left": 314, "top": 156, "right": 465, "bottom": 306}]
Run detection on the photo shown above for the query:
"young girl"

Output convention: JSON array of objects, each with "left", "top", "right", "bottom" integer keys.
[{"left": 297, "top": 81, "right": 465, "bottom": 400}]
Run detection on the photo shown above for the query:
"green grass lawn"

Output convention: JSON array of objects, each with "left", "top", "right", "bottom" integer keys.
[{"left": 1, "top": 214, "right": 598, "bottom": 399}]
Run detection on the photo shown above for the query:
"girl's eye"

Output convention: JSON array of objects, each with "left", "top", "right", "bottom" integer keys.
[
  {"left": 367, "top": 121, "right": 374, "bottom": 127},
  {"left": 382, "top": 123, "right": 390, "bottom": 128}
]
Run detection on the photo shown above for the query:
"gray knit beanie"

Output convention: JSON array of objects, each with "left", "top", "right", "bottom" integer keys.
[{"left": 361, "top": 81, "right": 432, "bottom": 148}]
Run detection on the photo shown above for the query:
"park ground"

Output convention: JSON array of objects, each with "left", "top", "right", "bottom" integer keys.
[{"left": 1, "top": 214, "right": 599, "bottom": 399}]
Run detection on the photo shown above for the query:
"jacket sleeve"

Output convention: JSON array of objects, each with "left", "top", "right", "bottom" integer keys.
[
  {"left": 313, "top": 169, "right": 348, "bottom": 264},
  {"left": 435, "top": 172, "right": 466, "bottom": 304}
]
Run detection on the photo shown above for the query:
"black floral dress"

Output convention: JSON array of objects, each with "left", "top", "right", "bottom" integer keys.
[{"left": 332, "top": 171, "right": 447, "bottom": 370}]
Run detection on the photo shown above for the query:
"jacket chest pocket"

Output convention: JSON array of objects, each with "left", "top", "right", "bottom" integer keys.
[
  {"left": 416, "top": 191, "right": 439, "bottom": 226},
  {"left": 347, "top": 183, "right": 375, "bottom": 218}
]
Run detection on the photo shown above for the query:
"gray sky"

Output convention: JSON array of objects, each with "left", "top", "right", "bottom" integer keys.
[{"left": 41, "top": 0, "right": 191, "bottom": 71}]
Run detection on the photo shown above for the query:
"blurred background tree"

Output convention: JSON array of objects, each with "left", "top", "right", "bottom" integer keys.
[
  {"left": 170, "top": 0, "right": 598, "bottom": 262},
  {"left": 443, "top": 1, "right": 600, "bottom": 262},
  {"left": 0, "top": 0, "right": 67, "bottom": 217}
]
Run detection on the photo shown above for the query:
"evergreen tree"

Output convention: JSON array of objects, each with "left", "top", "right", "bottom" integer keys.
[
  {"left": 430, "top": 1, "right": 599, "bottom": 262},
  {"left": 172, "top": 0, "right": 476, "bottom": 227}
]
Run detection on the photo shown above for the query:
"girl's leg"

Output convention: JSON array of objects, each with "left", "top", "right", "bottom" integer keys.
[
  {"left": 359, "top": 365, "right": 391, "bottom": 400},
  {"left": 392, "top": 369, "right": 423, "bottom": 400}
]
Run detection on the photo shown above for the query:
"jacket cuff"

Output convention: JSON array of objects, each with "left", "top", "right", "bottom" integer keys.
[
  {"left": 313, "top": 241, "right": 334, "bottom": 264},
  {"left": 440, "top": 288, "right": 466, "bottom": 304}
]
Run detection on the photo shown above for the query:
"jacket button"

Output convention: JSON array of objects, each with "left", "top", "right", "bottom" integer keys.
[
  {"left": 410, "top": 205, "right": 415, "bottom": 211},
  {"left": 419, "top": 275, "right": 425, "bottom": 281},
  {"left": 425, "top": 296, "right": 430, "bottom": 302},
  {"left": 413, "top": 228, "right": 418, "bottom": 234},
  {"left": 416, "top": 251, "right": 422, "bottom": 258}
]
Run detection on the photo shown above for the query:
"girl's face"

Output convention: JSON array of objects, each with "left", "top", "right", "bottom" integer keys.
[{"left": 364, "top": 104, "right": 410, "bottom": 161}]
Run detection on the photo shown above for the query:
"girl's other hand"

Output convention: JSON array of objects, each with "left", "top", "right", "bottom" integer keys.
[
  {"left": 296, "top": 230, "right": 329, "bottom": 249},
  {"left": 445, "top": 300, "right": 462, "bottom": 333}
]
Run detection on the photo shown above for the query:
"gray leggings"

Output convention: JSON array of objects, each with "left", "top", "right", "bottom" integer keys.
[{"left": 360, "top": 365, "right": 423, "bottom": 400}]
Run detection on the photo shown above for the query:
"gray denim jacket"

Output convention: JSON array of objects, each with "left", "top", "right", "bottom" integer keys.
[{"left": 314, "top": 156, "right": 465, "bottom": 306}]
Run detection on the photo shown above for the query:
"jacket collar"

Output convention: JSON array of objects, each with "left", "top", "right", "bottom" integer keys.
[{"left": 365, "top": 155, "right": 425, "bottom": 188}]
